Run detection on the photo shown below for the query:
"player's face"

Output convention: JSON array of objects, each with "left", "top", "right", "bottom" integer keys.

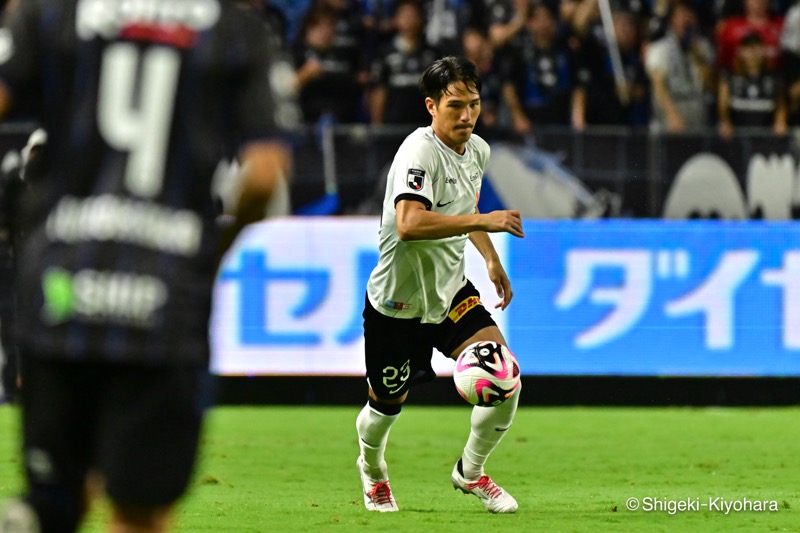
[{"left": 427, "top": 81, "right": 481, "bottom": 153}]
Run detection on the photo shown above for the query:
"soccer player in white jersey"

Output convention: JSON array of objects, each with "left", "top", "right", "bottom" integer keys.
[{"left": 356, "top": 56, "right": 525, "bottom": 514}]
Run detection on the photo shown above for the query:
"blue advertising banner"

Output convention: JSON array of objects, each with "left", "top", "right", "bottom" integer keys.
[
  {"left": 510, "top": 220, "right": 800, "bottom": 376},
  {"left": 211, "top": 219, "right": 799, "bottom": 377}
]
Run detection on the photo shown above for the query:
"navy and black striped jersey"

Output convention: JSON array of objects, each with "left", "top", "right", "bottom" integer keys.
[{"left": 0, "top": 0, "right": 297, "bottom": 365}]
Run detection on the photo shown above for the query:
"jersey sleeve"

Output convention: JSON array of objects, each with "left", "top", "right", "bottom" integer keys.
[
  {"left": 234, "top": 16, "right": 300, "bottom": 145},
  {"left": 473, "top": 133, "right": 491, "bottom": 173},
  {"left": 389, "top": 137, "right": 438, "bottom": 210},
  {"left": 0, "top": 0, "right": 41, "bottom": 105},
  {"left": 473, "top": 135, "right": 491, "bottom": 198}
]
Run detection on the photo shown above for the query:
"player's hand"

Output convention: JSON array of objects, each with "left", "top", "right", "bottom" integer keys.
[
  {"left": 482, "top": 210, "right": 524, "bottom": 238},
  {"left": 487, "top": 259, "right": 513, "bottom": 310}
]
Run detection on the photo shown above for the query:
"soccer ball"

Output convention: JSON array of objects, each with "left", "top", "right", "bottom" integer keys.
[{"left": 453, "top": 341, "right": 520, "bottom": 406}]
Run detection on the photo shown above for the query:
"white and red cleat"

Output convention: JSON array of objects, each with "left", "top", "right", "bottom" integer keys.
[
  {"left": 451, "top": 461, "right": 518, "bottom": 514},
  {"left": 357, "top": 456, "right": 399, "bottom": 512}
]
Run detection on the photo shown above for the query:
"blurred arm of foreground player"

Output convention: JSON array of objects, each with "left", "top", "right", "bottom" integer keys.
[{"left": 218, "top": 141, "right": 292, "bottom": 257}]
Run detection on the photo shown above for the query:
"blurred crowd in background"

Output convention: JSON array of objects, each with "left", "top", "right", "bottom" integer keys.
[
  {"left": 4, "top": 0, "right": 800, "bottom": 139},
  {"left": 204, "top": 0, "right": 800, "bottom": 139}
]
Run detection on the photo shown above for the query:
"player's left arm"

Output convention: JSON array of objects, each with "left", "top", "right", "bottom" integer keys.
[{"left": 469, "top": 208, "right": 514, "bottom": 311}]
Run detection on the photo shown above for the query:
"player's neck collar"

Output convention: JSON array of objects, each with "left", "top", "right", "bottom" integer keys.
[{"left": 430, "top": 126, "right": 467, "bottom": 157}]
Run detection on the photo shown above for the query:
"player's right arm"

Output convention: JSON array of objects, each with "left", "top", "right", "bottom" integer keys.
[
  {"left": 391, "top": 139, "right": 523, "bottom": 241},
  {"left": 395, "top": 199, "right": 524, "bottom": 241},
  {"left": 218, "top": 140, "right": 291, "bottom": 255},
  {"left": 218, "top": 12, "right": 299, "bottom": 257}
]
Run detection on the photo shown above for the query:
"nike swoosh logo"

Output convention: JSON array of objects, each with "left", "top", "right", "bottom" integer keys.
[{"left": 436, "top": 200, "right": 453, "bottom": 208}]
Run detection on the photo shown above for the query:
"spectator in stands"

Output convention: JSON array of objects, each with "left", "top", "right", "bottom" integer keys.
[
  {"left": 463, "top": 28, "right": 510, "bottom": 138},
  {"left": 717, "top": 31, "right": 786, "bottom": 136},
  {"left": 370, "top": 0, "right": 440, "bottom": 125},
  {"left": 647, "top": 0, "right": 672, "bottom": 43},
  {"left": 716, "top": 0, "right": 784, "bottom": 70},
  {"left": 422, "top": 0, "right": 488, "bottom": 56},
  {"left": 571, "top": 0, "right": 651, "bottom": 41},
  {"left": 715, "top": 0, "right": 789, "bottom": 28},
  {"left": 363, "top": 0, "right": 402, "bottom": 49},
  {"left": 645, "top": 0, "right": 714, "bottom": 132},
  {"left": 574, "top": 6, "right": 650, "bottom": 126},
  {"left": 501, "top": 1, "right": 586, "bottom": 132},
  {"left": 568, "top": 0, "right": 601, "bottom": 39},
  {"left": 268, "top": 0, "right": 315, "bottom": 44},
  {"left": 649, "top": 0, "right": 716, "bottom": 41},
  {"left": 485, "top": 0, "right": 533, "bottom": 51},
  {"left": 313, "top": 0, "right": 370, "bottom": 81},
  {"left": 294, "top": 8, "right": 365, "bottom": 124}
]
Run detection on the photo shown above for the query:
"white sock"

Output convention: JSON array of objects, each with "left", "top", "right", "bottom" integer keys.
[
  {"left": 356, "top": 403, "right": 399, "bottom": 478},
  {"left": 461, "top": 385, "right": 520, "bottom": 480}
]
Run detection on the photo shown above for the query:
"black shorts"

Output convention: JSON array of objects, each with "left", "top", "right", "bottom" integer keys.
[
  {"left": 19, "top": 353, "right": 212, "bottom": 507},
  {"left": 363, "top": 280, "right": 497, "bottom": 399}
]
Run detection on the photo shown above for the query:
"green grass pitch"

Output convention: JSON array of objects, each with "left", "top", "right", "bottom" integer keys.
[{"left": 1, "top": 405, "right": 799, "bottom": 532}]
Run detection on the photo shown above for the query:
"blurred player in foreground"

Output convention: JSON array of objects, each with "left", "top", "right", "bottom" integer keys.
[
  {"left": 0, "top": 129, "right": 44, "bottom": 405},
  {"left": 0, "top": 1, "right": 296, "bottom": 531},
  {"left": 356, "top": 56, "right": 525, "bottom": 514}
]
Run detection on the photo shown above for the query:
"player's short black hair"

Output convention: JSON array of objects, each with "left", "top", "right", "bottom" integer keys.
[{"left": 418, "top": 56, "right": 482, "bottom": 105}]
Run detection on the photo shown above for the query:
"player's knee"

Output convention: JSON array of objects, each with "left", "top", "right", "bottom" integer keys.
[{"left": 368, "top": 397, "right": 403, "bottom": 416}]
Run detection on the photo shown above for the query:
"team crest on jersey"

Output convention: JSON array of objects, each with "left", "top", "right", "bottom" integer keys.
[{"left": 407, "top": 169, "right": 425, "bottom": 191}]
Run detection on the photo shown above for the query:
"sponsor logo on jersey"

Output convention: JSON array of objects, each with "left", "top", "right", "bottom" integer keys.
[
  {"left": 41, "top": 267, "right": 167, "bottom": 327},
  {"left": 445, "top": 176, "right": 457, "bottom": 184},
  {"left": 470, "top": 173, "right": 480, "bottom": 181},
  {"left": 448, "top": 296, "right": 482, "bottom": 323},
  {"left": 46, "top": 195, "right": 202, "bottom": 257},
  {"left": 407, "top": 169, "right": 425, "bottom": 190}
]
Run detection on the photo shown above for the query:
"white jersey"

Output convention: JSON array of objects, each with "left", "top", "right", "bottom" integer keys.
[{"left": 367, "top": 126, "right": 490, "bottom": 323}]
